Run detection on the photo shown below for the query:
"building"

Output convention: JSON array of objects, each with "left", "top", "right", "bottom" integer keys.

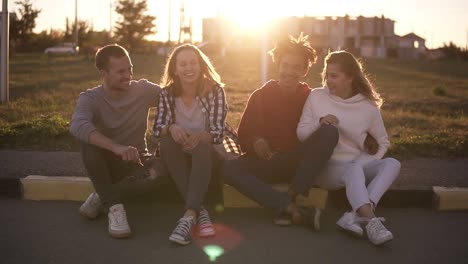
[{"left": 202, "top": 15, "right": 426, "bottom": 59}]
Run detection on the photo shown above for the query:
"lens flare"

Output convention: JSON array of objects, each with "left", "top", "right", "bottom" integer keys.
[
  {"left": 214, "top": 203, "right": 224, "bottom": 213},
  {"left": 203, "top": 245, "right": 224, "bottom": 262}
]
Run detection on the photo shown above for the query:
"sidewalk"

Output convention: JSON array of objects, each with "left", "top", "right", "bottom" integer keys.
[{"left": 1, "top": 150, "right": 467, "bottom": 208}]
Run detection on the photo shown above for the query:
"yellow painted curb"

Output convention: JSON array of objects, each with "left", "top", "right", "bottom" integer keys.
[
  {"left": 224, "top": 184, "right": 328, "bottom": 209},
  {"left": 21, "top": 175, "right": 94, "bottom": 202},
  {"left": 21, "top": 175, "right": 328, "bottom": 209},
  {"left": 433, "top": 186, "right": 468, "bottom": 211}
]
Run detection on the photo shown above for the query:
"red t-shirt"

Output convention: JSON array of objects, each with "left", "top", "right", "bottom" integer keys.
[{"left": 238, "top": 80, "right": 311, "bottom": 155}]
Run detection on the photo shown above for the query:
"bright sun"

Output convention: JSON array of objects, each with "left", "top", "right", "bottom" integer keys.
[
  {"left": 212, "top": 0, "right": 369, "bottom": 31},
  {"left": 219, "top": 0, "right": 295, "bottom": 31}
]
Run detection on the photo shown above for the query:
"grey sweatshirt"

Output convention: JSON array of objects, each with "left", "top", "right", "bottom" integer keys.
[{"left": 69, "top": 79, "right": 161, "bottom": 153}]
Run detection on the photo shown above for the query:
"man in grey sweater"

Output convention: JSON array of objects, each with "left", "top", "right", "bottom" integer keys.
[{"left": 70, "top": 44, "right": 162, "bottom": 238}]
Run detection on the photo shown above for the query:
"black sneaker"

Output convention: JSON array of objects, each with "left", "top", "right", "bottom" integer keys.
[
  {"left": 296, "top": 207, "right": 321, "bottom": 231},
  {"left": 273, "top": 211, "right": 292, "bottom": 226},
  {"left": 169, "top": 216, "right": 195, "bottom": 245}
]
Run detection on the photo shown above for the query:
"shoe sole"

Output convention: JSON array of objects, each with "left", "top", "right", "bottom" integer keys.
[
  {"left": 371, "top": 234, "right": 394, "bottom": 246},
  {"left": 169, "top": 236, "right": 191, "bottom": 245},
  {"left": 336, "top": 221, "right": 364, "bottom": 238},
  {"left": 273, "top": 219, "right": 292, "bottom": 226},
  {"left": 338, "top": 226, "right": 364, "bottom": 238},
  {"left": 109, "top": 229, "right": 132, "bottom": 239},
  {"left": 79, "top": 208, "right": 99, "bottom": 220}
]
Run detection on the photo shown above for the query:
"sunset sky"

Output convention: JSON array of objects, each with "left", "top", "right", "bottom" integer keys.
[{"left": 5, "top": 0, "right": 468, "bottom": 49}]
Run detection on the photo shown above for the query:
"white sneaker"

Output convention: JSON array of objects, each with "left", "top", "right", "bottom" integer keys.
[
  {"left": 365, "top": 217, "right": 393, "bottom": 245},
  {"left": 79, "top": 192, "right": 102, "bottom": 219},
  {"left": 336, "top": 211, "right": 364, "bottom": 237},
  {"left": 108, "top": 204, "right": 132, "bottom": 239}
]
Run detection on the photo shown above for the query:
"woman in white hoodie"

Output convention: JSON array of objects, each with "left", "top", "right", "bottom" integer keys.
[{"left": 297, "top": 51, "right": 400, "bottom": 245}]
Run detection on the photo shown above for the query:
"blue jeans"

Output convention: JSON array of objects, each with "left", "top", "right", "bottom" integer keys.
[{"left": 221, "top": 125, "right": 338, "bottom": 210}]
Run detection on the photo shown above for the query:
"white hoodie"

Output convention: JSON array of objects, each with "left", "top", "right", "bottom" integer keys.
[{"left": 297, "top": 87, "right": 390, "bottom": 164}]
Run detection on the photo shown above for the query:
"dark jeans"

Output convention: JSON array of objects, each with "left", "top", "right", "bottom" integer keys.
[
  {"left": 80, "top": 142, "right": 163, "bottom": 209},
  {"left": 222, "top": 125, "right": 338, "bottom": 210},
  {"left": 159, "top": 136, "right": 223, "bottom": 212}
]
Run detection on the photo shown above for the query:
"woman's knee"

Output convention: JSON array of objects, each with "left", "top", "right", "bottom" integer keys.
[
  {"left": 193, "top": 140, "right": 213, "bottom": 155},
  {"left": 344, "top": 163, "right": 366, "bottom": 183},
  {"left": 382, "top": 157, "right": 401, "bottom": 177}
]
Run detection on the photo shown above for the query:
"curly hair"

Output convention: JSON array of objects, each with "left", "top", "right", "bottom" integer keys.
[{"left": 268, "top": 32, "right": 317, "bottom": 69}]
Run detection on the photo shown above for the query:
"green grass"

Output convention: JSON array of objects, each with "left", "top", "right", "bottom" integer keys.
[{"left": 1, "top": 52, "right": 467, "bottom": 158}]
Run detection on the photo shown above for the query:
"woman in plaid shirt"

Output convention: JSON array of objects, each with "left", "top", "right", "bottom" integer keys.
[{"left": 153, "top": 44, "right": 235, "bottom": 245}]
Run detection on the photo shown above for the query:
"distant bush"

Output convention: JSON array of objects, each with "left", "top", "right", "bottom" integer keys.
[
  {"left": 433, "top": 85, "right": 447, "bottom": 96},
  {"left": 0, "top": 114, "right": 74, "bottom": 150}
]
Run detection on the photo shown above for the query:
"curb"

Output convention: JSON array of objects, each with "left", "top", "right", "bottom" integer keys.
[
  {"left": 0, "top": 176, "right": 465, "bottom": 210},
  {"left": 0, "top": 175, "right": 468, "bottom": 211},
  {"left": 327, "top": 188, "right": 434, "bottom": 209}
]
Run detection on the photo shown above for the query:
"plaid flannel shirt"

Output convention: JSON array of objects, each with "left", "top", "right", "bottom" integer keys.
[{"left": 153, "top": 84, "right": 241, "bottom": 155}]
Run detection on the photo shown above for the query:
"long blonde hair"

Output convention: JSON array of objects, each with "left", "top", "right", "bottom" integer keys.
[
  {"left": 160, "top": 44, "right": 223, "bottom": 97},
  {"left": 322, "top": 51, "right": 383, "bottom": 107}
]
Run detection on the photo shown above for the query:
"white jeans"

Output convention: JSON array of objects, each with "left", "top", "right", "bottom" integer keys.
[{"left": 315, "top": 158, "right": 401, "bottom": 211}]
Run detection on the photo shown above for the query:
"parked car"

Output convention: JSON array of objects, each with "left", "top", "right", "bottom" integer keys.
[{"left": 44, "top": 43, "right": 79, "bottom": 56}]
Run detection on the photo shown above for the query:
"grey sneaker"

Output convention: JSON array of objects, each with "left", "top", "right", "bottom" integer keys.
[
  {"left": 336, "top": 211, "right": 364, "bottom": 237},
  {"left": 108, "top": 204, "right": 132, "bottom": 239},
  {"left": 169, "top": 216, "right": 195, "bottom": 245},
  {"left": 365, "top": 217, "right": 393, "bottom": 245},
  {"left": 79, "top": 192, "right": 102, "bottom": 219}
]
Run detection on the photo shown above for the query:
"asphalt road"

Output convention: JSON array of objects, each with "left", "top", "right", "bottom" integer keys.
[{"left": 1, "top": 199, "right": 468, "bottom": 264}]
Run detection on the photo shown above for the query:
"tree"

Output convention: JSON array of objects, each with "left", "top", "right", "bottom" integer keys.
[
  {"left": 440, "top": 42, "right": 468, "bottom": 61},
  {"left": 10, "top": 0, "right": 41, "bottom": 45},
  {"left": 64, "top": 19, "right": 92, "bottom": 46},
  {"left": 114, "top": 0, "right": 156, "bottom": 51}
]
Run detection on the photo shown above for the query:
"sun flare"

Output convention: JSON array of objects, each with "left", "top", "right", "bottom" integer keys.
[{"left": 218, "top": 0, "right": 294, "bottom": 31}]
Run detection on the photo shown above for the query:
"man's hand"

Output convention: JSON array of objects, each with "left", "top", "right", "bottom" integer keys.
[
  {"left": 319, "top": 114, "right": 339, "bottom": 126},
  {"left": 112, "top": 144, "right": 141, "bottom": 163},
  {"left": 253, "top": 138, "right": 275, "bottom": 160},
  {"left": 169, "top": 124, "right": 189, "bottom": 145},
  {"left": 364, "top": 133, "right": 379, "bottom": 155}
]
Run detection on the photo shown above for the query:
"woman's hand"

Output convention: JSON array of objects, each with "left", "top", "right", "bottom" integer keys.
[
  {"left": 169, "top": 124, "right": 189, "bottom": 145},
  {"left": 319, "top": 114, "right": 339, "bottom": 126},
  {"left": 182, "top": 132, "right": 212, "bottom": 151}
]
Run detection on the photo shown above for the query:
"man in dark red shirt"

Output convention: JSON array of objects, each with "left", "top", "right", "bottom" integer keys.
[{"left": 222, "top": 34, "right": 338, "bottom": 229}]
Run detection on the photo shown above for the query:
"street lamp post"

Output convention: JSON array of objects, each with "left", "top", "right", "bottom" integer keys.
[
  {"left": 109, "top": 0, "right": 112, "bottom": 37},
  {"left": 74, "top": 0, "right": 78, "bottom": 45},
  {"left": 1, "top": 0, "right": 10, "bottom": 103}
]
